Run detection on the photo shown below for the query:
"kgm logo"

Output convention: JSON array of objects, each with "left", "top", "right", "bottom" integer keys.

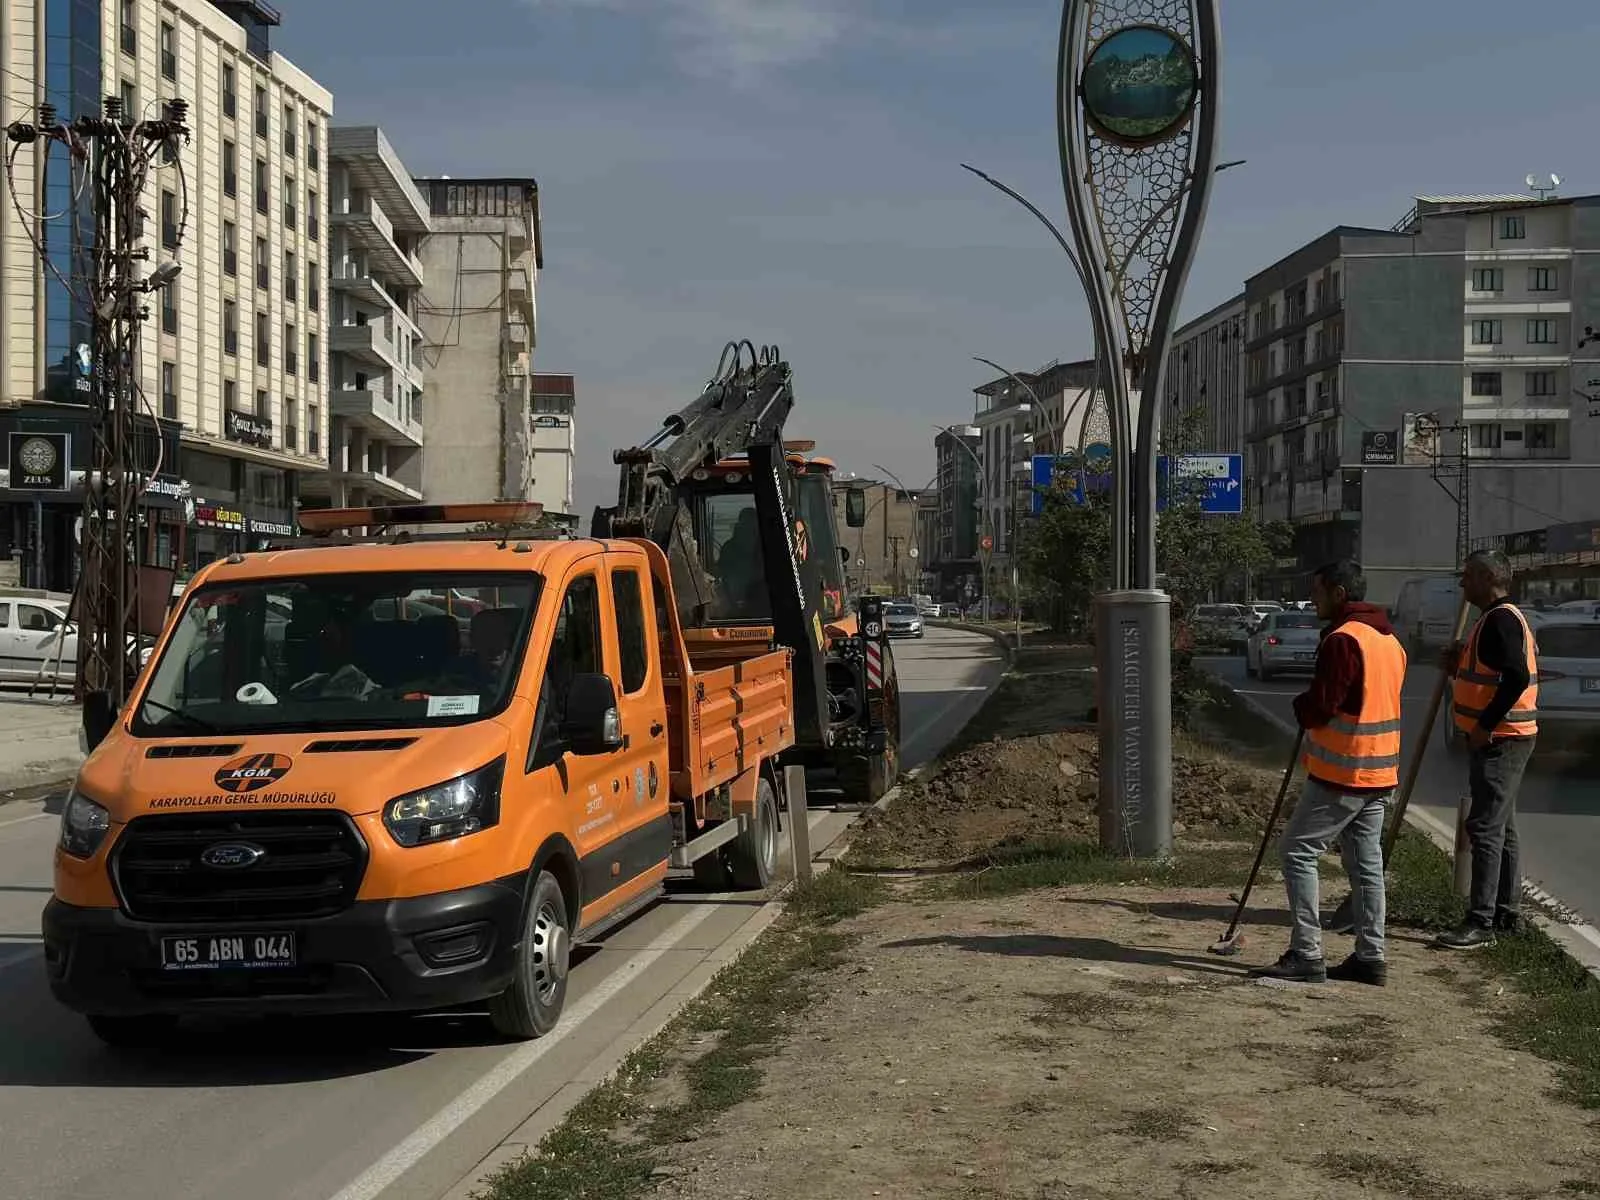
[{"left": 215, "top": 752, "right": 293, "bottom": 794}]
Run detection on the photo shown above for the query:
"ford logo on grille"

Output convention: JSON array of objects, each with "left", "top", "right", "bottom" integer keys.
[{"left": 199, "top": 842, "right": 266, "bottom": 870}]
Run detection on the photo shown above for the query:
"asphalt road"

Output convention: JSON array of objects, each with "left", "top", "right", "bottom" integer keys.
[
  {"left": 1198, "top": 654, "right": 1600, "bottom": 930},
  {"left": 0, "top": 626, "right": 1006, "bottom": 1200}
]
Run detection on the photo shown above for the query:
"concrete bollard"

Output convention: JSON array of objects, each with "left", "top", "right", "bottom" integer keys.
[
  {"left": 784, "top": 765, "right": 812, "bottom": 886},
  {"left": 1453, "top": 794, "right": 1473, "bottom": 900}
]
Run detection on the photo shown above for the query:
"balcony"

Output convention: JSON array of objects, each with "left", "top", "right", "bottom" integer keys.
[
  {"left": 330, "top": 322, "right": 400, "bottom": 371},
  {"left": 330, "top": 465, "right": 422, "bottom": 503},
  {"left": 506, "top": 317, "right": 530, "bottom": 351},
  {"left": 329, "top": 128, "right": 432, "bottom": 234},
  {"left": 507, "top": 265, "right": 534, "bottom": 327},
  {"left": 329, "top": 387, "right": 423, "bottom": 447},
  {"left": 331, "top": 195, "right": 424, "bottom": 288},
  {"left": 330, "top": 259, "right": 405, "bottom": 314}
]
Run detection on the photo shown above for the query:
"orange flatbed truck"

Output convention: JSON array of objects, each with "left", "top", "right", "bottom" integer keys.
[{"left": 43, "top": 503, "right": 797, "bottom": 1046}]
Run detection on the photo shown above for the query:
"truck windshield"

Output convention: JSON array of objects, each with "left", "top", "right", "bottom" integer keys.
[{"left": 132, "top": 572, "right": 542, "bottom": 736}]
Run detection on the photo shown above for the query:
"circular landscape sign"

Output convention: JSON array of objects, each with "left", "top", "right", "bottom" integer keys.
[{"left": 1080, "top": 24, "right": 1198, "bottom": 147}]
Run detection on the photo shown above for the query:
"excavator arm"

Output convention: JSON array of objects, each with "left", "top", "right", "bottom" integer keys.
[{"left": 595, "top": 342, "right": 835, "bottom": 749}]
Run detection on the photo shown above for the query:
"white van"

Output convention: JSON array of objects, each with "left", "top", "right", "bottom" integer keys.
[{"left": 1392, "top": 575, "right": 1472, "bottom": 652}]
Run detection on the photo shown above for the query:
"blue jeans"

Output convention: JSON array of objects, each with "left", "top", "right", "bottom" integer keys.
[{"left": 1281, "top": 775, "right": 1390, "bottom": 963}]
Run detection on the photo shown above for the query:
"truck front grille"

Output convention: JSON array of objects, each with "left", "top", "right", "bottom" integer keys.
[{"left": 112, "top": 811, "right": 368, "bottom": 923}]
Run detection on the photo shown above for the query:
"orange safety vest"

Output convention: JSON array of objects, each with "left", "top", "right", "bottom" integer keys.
[
  {"left": 1452, "top": 603, "right": 1539, "bottom": 738},
  {"left": 1302, "top": 619, "right": 1407, "bottom": 789}
]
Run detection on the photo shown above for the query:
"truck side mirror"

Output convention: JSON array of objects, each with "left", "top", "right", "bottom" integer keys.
[
  {"left": 562, "top": 673, "right": 623, "bottom": 755},
  {"left": 844, "top": 488, "right": 866, "bottom": 528}
]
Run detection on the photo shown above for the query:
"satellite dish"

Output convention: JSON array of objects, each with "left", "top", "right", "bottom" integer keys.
[
  {"left": 1526, "top": 173, "right": 1538, "bottom": 189},
  {"left": 1551, "top": 173, "right": 1562, "bottom": 188}
]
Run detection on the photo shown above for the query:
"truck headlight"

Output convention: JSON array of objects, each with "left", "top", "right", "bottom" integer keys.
[
  {"left": 383, "top": 757, "right": 505, "bottom": 847},
  {"left": 60, "top": 786, "right": 112, "bottom": 859}
]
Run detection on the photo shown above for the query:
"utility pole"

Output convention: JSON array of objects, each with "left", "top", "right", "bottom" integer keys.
[
  {"left": 1422, "top": 415, "right": 1471, "bottom": 566},
  {"left": 889, "top": 535, "right": 902, "bottom": 593},
  {"left": 7, "top": 96, "right": 190, "bottom": 741}
]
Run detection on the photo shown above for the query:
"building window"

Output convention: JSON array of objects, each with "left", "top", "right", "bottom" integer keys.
[
  {"left": 283, "top": 176, "right": 296, "bottom": 230},
  {"left": 1471, "top": 319, "right": 1502, "bottom": 345},
  {"left": 120, "top": 79, "right": 136, "bottom": 119},
  {"left": 1527, "top": 318, "right": 1558, "bottom": 344},
  {"left": 1470, "top": 267, "right": 1502, "bottom": 292},
  {"left": 1526, "top": 370, "right": 1556, "bottom": 397},
  {"left": 307, "top": 190, "right": 319, "bottom": 241},
  {"left": 284, "top": 400, "right": 298, "bottom": 451},
  {"left": 282, "top": 106, "right": 296, "bottom": 157},
  {"left": 255, "top": 85, "right": 268, "bottom": 138},
  {"left": 1529, "top": 266, "right": 1557, "bottom": 292},
  {"left": 161, "top": 361, "right": 177, "bottom": 419},
  {"left": 1470, "top": 371, "right": 1502, "bottom": 397},
  {"left": 222, "top": 221, "right": 237, "bottom": 276},
  {"left": 284, "top": 322, "right": 297, "bottom": 375},
  {"left": 306, "top": 121, "right": 319, "bottom": 171},
  {"left": 224, "top": 300, "right": 238, "bottom": 355},
  {"left": 284, "top": 251, "right": 297, "bottom": 303},
  {"left": 160, "top": 190, "right": 178, "bottom": 250},
  {"left": 224, "top": 379, "right": 236, "bottom": 413},
  {"left": 161, "top": 280, "right": 177, "bottom": 335},
  {"left": 1501, "top": 214, "right": 1526, "bottom": 240},
  {"left": 307, "top": 263, "right": 319, "bottom": 312},
  {"left": 1470, "top": 422, "right": 1502, "bottom": 450},
  {"left": 160, "top": 22, "right": 177, "bottom": 80},
  {"left": 255, "top": 311, "right": 269, "bottom": 366},
  {"left": 1526, "top": 422, "right": 1557, "bottom": 450},
  {"left": 222, "top": 63, "right": 236, "bottom": 119},
  {"left": 255, "top": 157, "right": 268, "bottom": 213},
  {"left": 308, "top": 404, "right": 320, "bottom": 455},
  {"left": 120, "top": 0, "right": 137, "bottom": 54},
  {"left": 308, "top": 331, "right": 319, "bottom": 383},
  {"left": 255, "top": 387, "right": 268, "bottom": 415},
  {"left": 222, "top": 140, "right": 237, "bottom": 197},
  {"left": 255, "top": 236, "right": 269, "bottom": 290}
]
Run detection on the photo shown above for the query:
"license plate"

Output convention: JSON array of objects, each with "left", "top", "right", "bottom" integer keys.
[
  {"left": 160, "top": 932, "right": 297, "bottom": 971},
  {"left": 1294, "top": 652, "right": 1315, "bottom": 662},
  {"left": 1582, "top": 678, "right": 1600, "bottom": 694}
]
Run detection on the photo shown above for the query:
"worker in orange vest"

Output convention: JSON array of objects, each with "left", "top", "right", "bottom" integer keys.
[
  {"left": 1253, "top": 559, "right": 1406, "bottom": 987},
  {"left": 1434, "top": 548, "right": 1538, "bottom": 950}
]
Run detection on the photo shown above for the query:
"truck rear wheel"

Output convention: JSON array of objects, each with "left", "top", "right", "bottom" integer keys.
[
  {"left": 488, "top": 869, "right": 571, "bottom": 1040},
  {"left": 727, "top": 778, "right": 778, "bottom": 890}
]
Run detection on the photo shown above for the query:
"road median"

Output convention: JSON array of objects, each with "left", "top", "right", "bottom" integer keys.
[{"left": 475, "top": 642, "right": 1600, "bottom": 1199}]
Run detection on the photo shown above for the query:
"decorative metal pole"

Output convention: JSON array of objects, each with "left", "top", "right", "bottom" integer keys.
[{"left": 1058, "top": 0, "right": 1222, "bottom": 856}]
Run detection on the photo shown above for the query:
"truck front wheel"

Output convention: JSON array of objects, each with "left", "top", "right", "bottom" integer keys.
[
  {"left": 728, "top": 778, "right": 779, "bottom": 890},
  {"left": 489, "top": 869, "right": 571, "bottom": 1040}
]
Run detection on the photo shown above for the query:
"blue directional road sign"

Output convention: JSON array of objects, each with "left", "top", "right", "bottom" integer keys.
[
  {"left": 1156, "top": 453, "right": 1244, "bottom": 515},
  {"left": 1030, "top": 450, "right": 1115, "bottom": 514}
]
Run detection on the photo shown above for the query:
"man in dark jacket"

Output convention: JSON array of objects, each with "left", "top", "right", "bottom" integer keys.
[{"left": 1253, "top": 560, "right": 1407, "bottom": 986}]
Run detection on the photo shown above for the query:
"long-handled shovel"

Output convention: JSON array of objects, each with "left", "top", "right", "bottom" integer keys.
[{"left": 1208, "top": 729, "right": 1305, "bottom": 956}]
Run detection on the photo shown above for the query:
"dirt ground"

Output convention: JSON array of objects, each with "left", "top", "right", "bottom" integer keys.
[
  {"left": 851, "top": 643, "right": 1290, "bottom": 868},
  {"left": 649, "top": 886, "right": 1600, "bottom": 1200}
]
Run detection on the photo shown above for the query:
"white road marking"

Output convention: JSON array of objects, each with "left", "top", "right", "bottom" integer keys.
[
  {"left": 0, "top": 809, "right": 50, "bottom": 831},
  {"left": 325, "top": 901, "right": 722, "bottom": 1200}
]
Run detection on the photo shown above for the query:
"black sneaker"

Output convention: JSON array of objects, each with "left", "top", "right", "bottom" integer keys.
[
  {"left": 1327, "top": 954, "right": 1387, "bottom": 987},
  {"left": 1324, "top": 896, "right": 1355, "bottom": 935},
  {"left": 1250, "top": 951, "right": 1327, "bottom": 983},
  {"left": 1434, "top": 923, "right": 1496, "bottom": 950},
  {"left": 1493, "top": 912, "right": 1522, "bottom": 933}
]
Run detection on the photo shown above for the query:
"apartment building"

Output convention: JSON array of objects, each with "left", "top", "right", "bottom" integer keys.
[
  {"left": 1165, "top": 293, "right": 1246, "bottom": 456},
  {"left": 930, "top": 424, "right": 981, "bottom": 602},
  {"left": 302, "top": 124, "right": 429, "bottom": 510},
  {"left": 0, "top": 0, "right": 330, "bottom": 586},
  {"left": 529, "top": 372, "right": 576, "bottom": 519},
  {"left": 413, "top": 176, "right": 542, "bottom": 506},
  {"left": 1243, "top": 194, "right": 1600, "bottom": 602}
]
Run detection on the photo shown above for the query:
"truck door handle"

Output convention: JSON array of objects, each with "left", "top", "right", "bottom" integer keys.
[{"left": 650, "top": 721, "right": 664, "bottom": 738}]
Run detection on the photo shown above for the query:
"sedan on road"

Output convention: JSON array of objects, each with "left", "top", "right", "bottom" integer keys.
[
  {"left": 884, "top": 602, "right": 924, "bottom": 639},
  {"left": 1245, "top": 609, "right": 1323, "bottom": 680}
]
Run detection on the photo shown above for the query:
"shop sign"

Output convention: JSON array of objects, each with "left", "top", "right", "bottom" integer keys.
[
  {"left": 193, "top": 502, "right": 246, "bottom": 531},
  {"left": 144, "top": 476, "right": 193, "bottom": 500},
  {"left": 533, "top": 415, "right": 569, "bottom": 429},
  {"left": 1546, "top": 520, "right": 1600, "bottom": 556},
  {"left": 1359, "top": 430, "right": 1399, "bottom": 466},
  {"left": 248, "top": 517, "right": 295, "bottom": 537},
  {"left": 7, "top": 431, "right": 71, "bottom": 490},
  {"left": 225, "top": 407, "right": 274, "bottom": 449},
  {"left": 73, "top": 343, "right": 93, "bottom": 395}
]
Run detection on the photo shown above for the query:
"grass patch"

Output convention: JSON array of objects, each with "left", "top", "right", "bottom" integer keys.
[
  {"left": 1387, "top": 824, "right": 1600, "bottom": 1111},
  {"left": 1122, "top": 1103, "right": 1198, "bottom": 1141},
  {"left": 930, "top": 834, "right": 1258, "bottom": 899},
  {"left": 478, "top": 868, "right": 883, "bottom": 1200},
  {"left": 1318, "top": 1151, "right": 1478, "bottom": 1200}
]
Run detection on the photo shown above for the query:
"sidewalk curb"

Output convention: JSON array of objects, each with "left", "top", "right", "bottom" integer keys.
[
  {"left": 1208, "top": 673, "right": 1600, "bottom": 981},
  {"left": 926, "top": 620, "right": 1017, "bottom": 665}
]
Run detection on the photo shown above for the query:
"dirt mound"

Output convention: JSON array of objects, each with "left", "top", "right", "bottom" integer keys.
[{"left": 850, "top": 729, "right": 1285, "bottom": 868}]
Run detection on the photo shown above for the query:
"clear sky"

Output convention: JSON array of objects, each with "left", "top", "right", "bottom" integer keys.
[{"left": 273, "top": 0, "right": 1600, "bottom": 514}]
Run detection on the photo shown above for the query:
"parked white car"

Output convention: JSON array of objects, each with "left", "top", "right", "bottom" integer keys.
[
  {"left": 1245, "top": 609, "right": 1323, "bottom": 680},
  {"left": 1192, "top": 603, "right": 1252, "bottom": 652},
  {"left": 1527, "top": 613, "right": 1600, "bottom": 737},
  {"left": 0, "top": 593, "right": 154, "bottom": 685}
]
